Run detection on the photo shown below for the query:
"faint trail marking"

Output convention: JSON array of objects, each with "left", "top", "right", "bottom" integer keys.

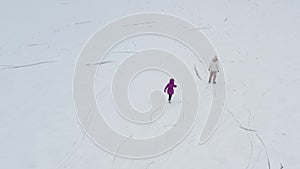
[{"left": 2, "top": 60, "right": 56, "bottom": 70}]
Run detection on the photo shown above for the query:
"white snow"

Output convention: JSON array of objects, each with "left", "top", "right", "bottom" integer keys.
[{"left": 0, "top": 0, "right": 299, "bottom": 169}]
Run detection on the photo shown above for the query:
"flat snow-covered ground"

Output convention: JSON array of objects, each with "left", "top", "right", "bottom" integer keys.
[{"left": 0, "top": 0, "right": 299, "bottom": 169}]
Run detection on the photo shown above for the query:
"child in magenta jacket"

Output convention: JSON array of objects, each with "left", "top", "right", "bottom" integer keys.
[{"left": 164, "top": 78, "right": 177, "bottom": 103}]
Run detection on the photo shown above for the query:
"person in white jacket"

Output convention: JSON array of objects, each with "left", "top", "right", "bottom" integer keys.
[{"left": 208, "top": 56, "right": 219, "bottom": 84}]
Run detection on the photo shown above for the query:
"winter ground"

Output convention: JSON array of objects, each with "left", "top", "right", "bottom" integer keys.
[{"left": 0, "top": 0, "right": 300, "bottom": 169}]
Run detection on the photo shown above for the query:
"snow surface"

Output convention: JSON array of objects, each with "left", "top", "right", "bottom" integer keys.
[{"left": 0, "top": 0, "right": 299, "bottom": 169}]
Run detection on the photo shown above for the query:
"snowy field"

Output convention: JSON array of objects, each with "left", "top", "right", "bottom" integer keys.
[{"left": 0, "top": 0, "right": 299, "bottom": 169}]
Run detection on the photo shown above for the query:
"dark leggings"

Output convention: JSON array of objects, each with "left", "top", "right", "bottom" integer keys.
[{"left": 168, "top": 94, "right": 173, "bottom": 102}]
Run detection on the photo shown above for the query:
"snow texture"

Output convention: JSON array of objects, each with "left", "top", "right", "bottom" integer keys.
[{"left": 0, "top": 0, "right": 299, "bottom": 169}]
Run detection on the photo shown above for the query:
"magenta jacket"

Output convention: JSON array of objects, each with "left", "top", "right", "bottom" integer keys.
[{"left": 164, "top": 79, "right": 177, "bottom": 95}]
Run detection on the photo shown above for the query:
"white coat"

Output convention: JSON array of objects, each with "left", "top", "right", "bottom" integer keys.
[{"left": 209, "top": 60, "right": 219, "bottom": 72}]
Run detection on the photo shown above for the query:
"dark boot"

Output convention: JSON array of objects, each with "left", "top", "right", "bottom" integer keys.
[{"left": 168, "top": 94, "right": 172, "bottom": 103}]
